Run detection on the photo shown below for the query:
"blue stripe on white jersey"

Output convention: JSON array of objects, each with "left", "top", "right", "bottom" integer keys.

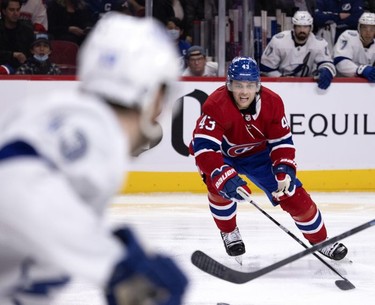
[
  {"left": 259, "top": 63, "right": 278, "bottom": 73},
  {"left": 0, "top": 141, "right": 39, "bottom": 161},
  {"left": 334, "top": 56, "right": 350, "bottom": 65}
]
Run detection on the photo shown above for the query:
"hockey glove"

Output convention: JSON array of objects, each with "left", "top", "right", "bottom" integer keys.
[
  {"left": 106, "top": 228, "right": 188, "bottom": 305},
  {"left": 357, "top": 65, "right": 375, "bottom": 83},
  {"left": 316, "top": 67, "right": 334, "bottom": 90},
  {"left": 272, "top": 160, "right": 297, "bottom": 202},
  {"left": 211, "top": 165, "right": 251, "bottom": 201}
]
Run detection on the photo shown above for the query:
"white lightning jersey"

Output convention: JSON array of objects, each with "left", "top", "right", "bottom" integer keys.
[
  {"left": 260, "top": 30, "right": 335, "bottom": 77},
  {"left": 0, "top": 89, "right": 127, "bottom": 302},
  {"left": 333, "top": 30, "right": 375, "bottom": 77}
]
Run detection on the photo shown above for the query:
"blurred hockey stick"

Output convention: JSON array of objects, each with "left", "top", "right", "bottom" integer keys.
[
  {"left": 236, "top": 187, "right": 355, "bottom": 290},
  {"left": 192, "top": 219, "right": 375, "bottom": 286}
]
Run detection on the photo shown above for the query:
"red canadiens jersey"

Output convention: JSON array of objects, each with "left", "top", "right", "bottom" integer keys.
[{"left": 191, "top": 85, "right": 296, "bottom": 176}]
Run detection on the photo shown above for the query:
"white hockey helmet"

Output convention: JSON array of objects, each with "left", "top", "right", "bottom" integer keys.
[
  {"left": 78, "top": 12, "right": 180, "bottom": 140},
  {"left": 292, "top": 11, "right": 313, "bottom": 26},
  {"left": 358, "top": 12, "right": 375, "bottom": 26}
]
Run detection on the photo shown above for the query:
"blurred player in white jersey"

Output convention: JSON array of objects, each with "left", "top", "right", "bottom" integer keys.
[
  {"left": 260, "top": 11, "right": 336, "bottom": 90},
  {"left": 0, "top": 12, "right": 187, "bottom": 305},
  {"left": 333, "top": 12, "right": 375, "bottom": 82}
]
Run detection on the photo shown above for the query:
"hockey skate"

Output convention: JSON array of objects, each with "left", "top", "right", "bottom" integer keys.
[
  {"left": 318, "top": 241, "right": 348, "bottom": 261},
  {"left": 220, "top": 227, "right": 245, "bottom": 265}
]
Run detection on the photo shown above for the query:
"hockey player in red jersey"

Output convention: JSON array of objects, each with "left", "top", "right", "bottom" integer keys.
[{"left": 190, "top": 56, "right": 348, "bottom": 262}]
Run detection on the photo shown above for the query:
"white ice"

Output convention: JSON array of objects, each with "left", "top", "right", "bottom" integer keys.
[{"left": 53, "top": 192, "right": 375, "bottom": 305}]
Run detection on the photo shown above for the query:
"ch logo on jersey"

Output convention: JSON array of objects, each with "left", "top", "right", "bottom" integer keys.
[{"left": 226, "top": 142, "right": 263, "bottom": 157}]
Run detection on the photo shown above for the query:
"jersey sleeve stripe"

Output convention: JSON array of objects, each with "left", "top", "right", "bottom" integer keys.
[
  {"left": 270, "top": 143, "right": 295, "bottom": 153},
  {"left": 194, "top": 133, "right": 222, "bottom": 145},
  {"left": 194, "top": 149, "right": 221, "bottom": 158},
  {"left": 267, "top": 132, "right": 292, "bottom": 143}
]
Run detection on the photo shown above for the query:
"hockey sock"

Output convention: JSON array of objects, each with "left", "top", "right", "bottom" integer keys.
[
  {"left": 280, "top": 187, "right": 327, "bottom": 244},
  {"left": 208, "top": 192, "right": 237, "bottom": 233}
]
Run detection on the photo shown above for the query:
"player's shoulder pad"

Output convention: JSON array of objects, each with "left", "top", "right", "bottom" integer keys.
[
  {"left": 347, "top": 30, "right": 359, "bottom": 37},
  {"left": 203, "top": 86, "right": 226, "bottom": 108},
  {"left": 260, "top": 85, "right": 283, "bottom": 103},
  {"left": 275, "top": 32, "right": 285, "bottom": 39}
]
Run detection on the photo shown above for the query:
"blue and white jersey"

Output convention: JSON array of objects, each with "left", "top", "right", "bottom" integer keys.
[
  {"left": 260, "top": 30, "right": 335, "bottom": 77},
  {"left": 334, "top": 30, "right": 375, "bottom": 76},
  {"left": 0, "top": 89, "right": 127, "bottom": 302}
]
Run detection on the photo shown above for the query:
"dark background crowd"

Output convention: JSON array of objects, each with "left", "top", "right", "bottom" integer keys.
[{"left": 0, "top": 0, "right": 374, "bottom": 75}]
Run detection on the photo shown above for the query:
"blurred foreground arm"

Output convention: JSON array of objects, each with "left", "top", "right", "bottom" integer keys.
[{"left": 106, "top": 228, "right": 188, "bottom": 305}]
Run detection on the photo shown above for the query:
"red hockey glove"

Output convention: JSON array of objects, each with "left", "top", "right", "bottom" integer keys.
[
  {"left": 211, "top": 165, "right": 251, "bottom": 201},
  {"left": 272, "top": 159, "right": 297, "bottom": 202}
]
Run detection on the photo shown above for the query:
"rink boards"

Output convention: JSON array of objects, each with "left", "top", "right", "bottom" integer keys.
[{"left": 0, "top": 76, "right": 373, "bottom": 192}]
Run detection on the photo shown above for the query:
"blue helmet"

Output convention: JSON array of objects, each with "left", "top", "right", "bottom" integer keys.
[{"left": 227, "top": 56, "right": 261, "bottom": 85}]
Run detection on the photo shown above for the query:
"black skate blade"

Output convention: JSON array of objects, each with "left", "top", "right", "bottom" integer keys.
[{"left": 335, "top": 279, "right": 355, "bottom": 290}]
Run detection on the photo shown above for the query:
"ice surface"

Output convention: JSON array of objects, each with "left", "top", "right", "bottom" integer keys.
[{"left": 53, "top": 192, "right": 375, "bottom": 305}]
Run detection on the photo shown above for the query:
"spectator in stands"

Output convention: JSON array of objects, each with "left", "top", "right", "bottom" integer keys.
[
  {"left": 183, "top": 0, "right": 205, "bottom": 44},
  {"left": 20, "top": 0, "right": 48, "bottom": 32},
  {"left": 86, "top": 0, "right": 130, "bottom": 24},
  {"left": 47, "top": 0, "right": 94, "bottom": 45},
  {"left": 166, "top": 16, "right": 190, "bottom": 68},
  {"left": 16, "top": 32, "right": 61, "bottom": 74},
  {"left": 124, "top": 0, "right": 145, "bottom": 17},
  {"left": 126, "top": 0, "right": 176, "bottom": 22},
  {"left": 333, "top": 11, "right": 375, "bottom": 82},
  {"left": 314, "top": 0, "right": 364, "bottom": 53},
  {"left": 114, "top": 0, "right": 133, "bottom": 15},
  {"left": 153, "top": 0, "right": 175, "bottom": 24},
  {"left": 255, "top": 0, "right": 316, "bottom": 17},
  {"left": 183, "top": 0, "right": 219, "bottom": 45},
  {"left": 172, "top": 0, "right": 185, "bottom": 21},
  {"left": 260, "top": 10, "right": 336, "bottom": 90},
  {"left": 182, "top": 45, "right": 218, "bottom": 76},
  {"left": 0, "top": 0, "right": 34, "bottom": 74}
]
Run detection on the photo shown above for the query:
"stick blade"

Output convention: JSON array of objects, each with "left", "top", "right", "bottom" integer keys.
[
  {"left": 335, "top": 279, "right": 356, "bottom": 290},
  {"left": 191, "top": 250, "right": 249, "bottom": 284}
]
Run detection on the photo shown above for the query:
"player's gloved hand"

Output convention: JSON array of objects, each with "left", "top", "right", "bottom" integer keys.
[
  {"left": 106, "top": 227, "right": 188, "bottom": 305},
  {"left": 272, "top": 160, "right": 297, "bottom": 201},
  {"left": 316, "top": 67, "right": 334, "bottom": 89},
  {"left": 357, "top": 65, "right": 375, "bottom": 82},
  {"left": 211, "top": 165, "right": 251, "bottom": 201}
]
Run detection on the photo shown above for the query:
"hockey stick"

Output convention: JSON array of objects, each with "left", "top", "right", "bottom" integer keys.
[
  {"left": 191, "top": 219, "right": 375, "bottom": 285},
  {"left": 237, "top": 187, "right": 355, "bottom": 290}
]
